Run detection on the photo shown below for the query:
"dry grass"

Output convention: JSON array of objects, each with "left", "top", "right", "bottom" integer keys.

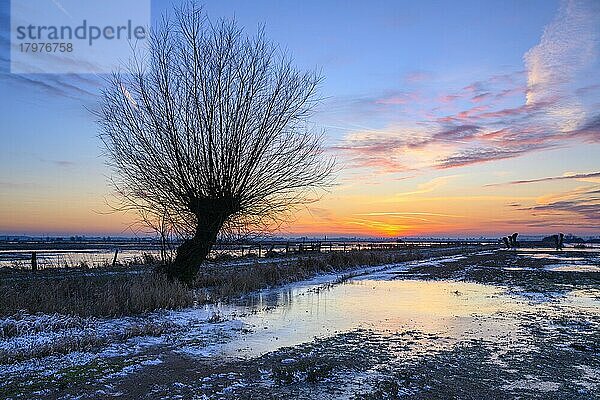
[
  {"left": 0, "top": 312, "right": 182, "bottom": 363},
  {"left": 0, "top": 272, "right": 195, "bottom": 318},
  {"left": 193, "top": 246, "right": 474, "bottom": 297},
  {"left": 0, "top": 246, "right": 481, "bottom": 318}
]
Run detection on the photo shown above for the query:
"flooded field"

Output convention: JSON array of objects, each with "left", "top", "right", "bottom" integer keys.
[
  {"left": 0, "top": 248, "right": 162, "bottom": 269},
  {"left": 1, "top": 248, "right": 598, "bottom": 399},
  {"left": 0, "top": 240, "right": 496, "bottom": 269}
]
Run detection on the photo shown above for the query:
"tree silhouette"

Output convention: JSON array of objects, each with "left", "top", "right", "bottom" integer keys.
[{"left": 98, "top": 4, "right": 334, "bottom": 282}]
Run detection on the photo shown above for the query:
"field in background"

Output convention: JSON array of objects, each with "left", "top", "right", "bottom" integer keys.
[{"left": 0, "top": 238, "right": 498, "bottom": 269}]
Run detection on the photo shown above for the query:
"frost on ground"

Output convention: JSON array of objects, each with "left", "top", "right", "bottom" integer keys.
[
  {"left": 0, "top": 256, "right": 408, "bottom": 398},
  {"left": 1, "top": 248, "right": 599, "bottom": 399}
]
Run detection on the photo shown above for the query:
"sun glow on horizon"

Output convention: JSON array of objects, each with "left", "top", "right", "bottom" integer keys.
[{"left": 1, "top": 0, "right": 599, "bottom": 238}]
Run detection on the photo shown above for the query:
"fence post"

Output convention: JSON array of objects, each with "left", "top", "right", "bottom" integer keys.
[
  {"left": 31, "top": 252, "right": 37, "bottom": 271},
  {"left": 112, "top": 249, "right": 119, "bottom": 267}
]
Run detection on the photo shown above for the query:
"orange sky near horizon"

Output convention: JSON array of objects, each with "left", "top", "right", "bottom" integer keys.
[
  {"left": 1, "top": 1, "right": 599, "bottom": 239},
  {"left": 2, "top": 143, "right": 598, "bottom": 238}
]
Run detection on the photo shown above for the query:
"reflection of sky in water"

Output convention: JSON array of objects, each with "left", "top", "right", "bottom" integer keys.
[
  {"left": 198, "top": 279, "right": 525, "bottom": 358},
  {"left": 0, "top": 242, "right": 469, "bottom": 269},
  {"left": 2, "top": 245, "right": 597, "bottom": 269},
  {"left": 2, "top": 251, "right": 598, "bottom": 388},
  {"left": 512, "top": 248, "right": 600, "bottom": 266},
  {"left": 180, "top": 252, "right": 600, "bottom": 360},
  {"left": 0, "top": 249, "right": 161, "bottom": 268},
  {"left": 544, "top": 264, "right": 600, "bottom": 272}
]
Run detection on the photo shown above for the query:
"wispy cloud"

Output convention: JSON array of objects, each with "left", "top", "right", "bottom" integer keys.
[
  {"left": 334, "top": 0, "right": 600, "bottom": 174},
  {"left": 471, "top": 92, "right": 492, "bottom": 103},
  {"left": 521, "top": 186, "right": 600, "bottom": 225},
  {"left": 404, "top": 71, "right": 432, "bottom": 84},
  {"left": 524, "top": 0, "right": 598, "bottom": 111},
  {"left": 374, "top": 92, "right": 419, "bottom": 105},
  {"left": 488, "top": 171, "right": 600, "bottom": 186},
  {"left": 52, "top": 160, "right": 76, "bottom": 168},
  {"left": 571, "top": 113, "right": 600, "bottom": 142},
  {"left": 437, "top": 144, "right": 553, "bottom": 169},
  {"left": 356, "top": 211, "right": 463, "bottom": 218},
  {"left": 39, "top": 158, "right": 77, "bottom": 168},
  {"left": 307, "top": 207, "right": 336, "bottom": 222},
  {"left": 0, "top": 71, "right": 102, "bottom": 105},
  {"left": 394, "top": 175, "right": 460, "bottom": 196}
]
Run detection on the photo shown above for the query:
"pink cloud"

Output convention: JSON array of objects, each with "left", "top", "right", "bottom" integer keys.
[
  {"left": 438, "top": 94, "right": 461, "bottom": 103},
  {"left": 471, "top": 92, "right": 492, "bottom": 103},
  {"left": 373, "top": 91, "right": 420, "bottom": 105},
  {"left": 404, "top": 71, "right": 431, "bottom": 83}
]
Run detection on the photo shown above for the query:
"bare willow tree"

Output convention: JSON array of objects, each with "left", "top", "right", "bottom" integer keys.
[{"left": 98, "top": 3, "right": 334, "bottom": 282}]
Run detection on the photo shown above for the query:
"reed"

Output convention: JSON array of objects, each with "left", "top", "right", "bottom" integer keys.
[{"left": 0, "top": 246, "right": 478, "bottom": 317}]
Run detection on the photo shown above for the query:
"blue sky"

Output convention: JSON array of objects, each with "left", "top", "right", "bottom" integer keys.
[{"left": 1, "top": 0, "right": 599, "bottom": 237}]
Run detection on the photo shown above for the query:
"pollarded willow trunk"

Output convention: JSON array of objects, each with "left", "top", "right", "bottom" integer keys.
[
  {"left": 170, "top": 225, "right": 219, "bottom": 283},
  {"left": 169, "top": 198, "right": 240, "bottom": 283},
  {"left": 99, "top": 7, "right": 334, "bottom": 283}
]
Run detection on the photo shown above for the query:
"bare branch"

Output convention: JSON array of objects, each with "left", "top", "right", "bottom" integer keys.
[{"left": 97, "top": 2, "right": 334, "bottom": 281}]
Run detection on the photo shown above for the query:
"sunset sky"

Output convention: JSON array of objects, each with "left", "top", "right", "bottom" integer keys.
[{"left": 1, "top": 0, "right": 599, "bottom": 238}]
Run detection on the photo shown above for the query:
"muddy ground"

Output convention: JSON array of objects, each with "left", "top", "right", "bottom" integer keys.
[{"left": 1, "top": 248, "right": 599, "bottom": 399}]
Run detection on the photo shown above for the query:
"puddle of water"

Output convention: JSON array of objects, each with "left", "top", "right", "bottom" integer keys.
[
  {"left": 3, "top": 250, "right": 600, "bottom": 398},
  {"left": 0, "top": 249, "right": 162, "bottom": 269},
  {"left": 194, "top": 278, "right": 525, "bottom": 358},
  {"left": 516, "top": 246, "right": 600, "bottom": 253},
  {"left": 180, "top": 251, "right": 600, "bottom": 360},
  {"left": 543, "top": 264, "right": 600, "bottom": 272},
  {"left": 526, "top": 253, "right": 587, "bottom": 261}
]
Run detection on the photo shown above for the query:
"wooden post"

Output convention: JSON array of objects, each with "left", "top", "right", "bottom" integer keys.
[
  {"left": 285, "top": 242, "right": 289, "bottom": 255},
  {"left": 31, "top": 252, "right": 37, "bottom": 271},
  {"left": 112, "top": 249, "right": 119, "bottom": 267},
  {"left": 258, "top": 243, "right": 262, "bottom": 258}
]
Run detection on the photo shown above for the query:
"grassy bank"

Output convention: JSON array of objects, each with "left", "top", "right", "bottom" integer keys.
[{"left": 0, "top": 246, "right": 483, "bottom": 318}]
